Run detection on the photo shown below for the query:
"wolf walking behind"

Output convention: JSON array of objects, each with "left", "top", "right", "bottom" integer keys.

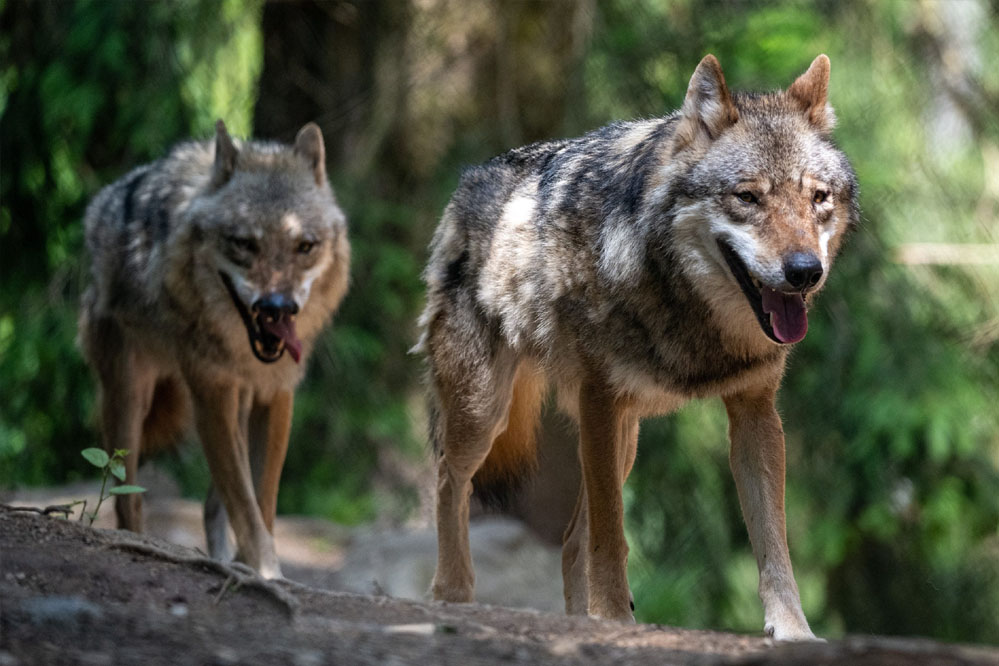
[
  {"left": 79, "top": 121, "right": 349, "bottom": 578},
  {"left": 418, "top": 54, "right": 858, "bottom": 639}
]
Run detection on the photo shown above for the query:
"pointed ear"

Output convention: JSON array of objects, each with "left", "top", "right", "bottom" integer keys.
[
  {"left": 675, "top": 55, "right": 739, "bottom": 150},
  {"left": 212, "top": 119, "right": 238, "bottom": 188},
  {"left": 294, "top": 122, "right": 326, "bottom": 186},
  {"left": 787, "top": 54, "right": 835, "bottom": 132}
]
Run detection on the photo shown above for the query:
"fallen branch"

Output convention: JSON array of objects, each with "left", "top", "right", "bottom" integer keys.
[
  {"left": 106, "top": 540, "right": 300, "bottom": 618},
  {"left": 2, "top": 502, "right": 83, "bottom": 519}
]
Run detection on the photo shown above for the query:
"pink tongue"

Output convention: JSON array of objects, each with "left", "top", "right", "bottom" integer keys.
[
  {"left": 260, "top": 317, "right": 302, "bottom": 363},
  {"left": 761, "top": 288, "right": 808, "bottom": 344}
]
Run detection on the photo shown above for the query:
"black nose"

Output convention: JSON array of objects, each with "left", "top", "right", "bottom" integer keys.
[
  {"left": 783, "top": 252, "right": 823, "bottom": 290},
  {"left": 252, "top": 293, "right": 299, "bottom": 320}
]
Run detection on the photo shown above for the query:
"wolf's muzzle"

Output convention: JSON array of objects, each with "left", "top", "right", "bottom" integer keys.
[
  {"left": 219, "top": 272, "right": 303, "bottom": 364},
  {"left": 716, "top": 240, "right": 811, "bottom": 345}
]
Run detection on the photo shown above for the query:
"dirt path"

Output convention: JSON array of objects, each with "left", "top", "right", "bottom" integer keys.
[{"left": 2, "top": 507, "right": 996, "bottom": 665}]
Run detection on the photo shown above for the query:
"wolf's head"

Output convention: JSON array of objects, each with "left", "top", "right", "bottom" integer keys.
[
  {"left": 183, "top": 120, "right": 347, "bottom": 364},
  {"left": 669, "top": 55, "right": 858, "bottom": 345}
]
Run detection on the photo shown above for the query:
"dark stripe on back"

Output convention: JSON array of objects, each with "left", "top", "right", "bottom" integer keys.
[
  {"left": 147, "top": 193, "right": 171, "bottom": 242},
  {"left": 121, "top": 169, "right": 148, "bottom": 226},
  {"left": 443, "top": 249, "right": 468, "bottom": 294}
]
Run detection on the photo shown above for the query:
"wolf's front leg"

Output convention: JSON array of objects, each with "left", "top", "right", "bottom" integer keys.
[
  {"left": 577, "top": 379, "right": 637, "bottom": 622},
  {"left": 248, "top": 391, "right": 294, "bottom": 532},
  {"left": 565, "top": 406, "right": 638, "bottom": 619},
  {"left": 189, "top": 377, "right": 281, "bottom": 579},
  {"left": 724, "top": 388, "right": 816, "bottom": 641}
]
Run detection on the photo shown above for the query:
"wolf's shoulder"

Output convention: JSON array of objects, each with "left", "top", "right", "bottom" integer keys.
[
  {"left": 487, "top": 116, "right": 678, "bottom": 170},
  {"left": 456, "top": 115, "right": 679, "bottom": 188}
]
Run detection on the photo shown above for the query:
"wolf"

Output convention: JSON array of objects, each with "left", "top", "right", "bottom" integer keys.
[
  {"left": 79, "top": 120, "right": 350, "bottom": 578},
  {"left": 417, "top": 54, "right": 857, "bottom": 639}
]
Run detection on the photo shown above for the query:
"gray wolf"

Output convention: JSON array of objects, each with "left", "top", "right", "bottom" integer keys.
[
  {"left": 79, "top": 120, "right": 350, "bottom": 578},
  {"left": 417, "top": 54, "right": 857, "bottom": 639}
]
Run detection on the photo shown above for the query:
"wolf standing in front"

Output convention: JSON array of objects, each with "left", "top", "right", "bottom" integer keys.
[
  {"left": 80, "top": 121, "right": 349, "bottom": 578},
  {"left": 419, "top": 55, "right": 857, "bottom": 639}
]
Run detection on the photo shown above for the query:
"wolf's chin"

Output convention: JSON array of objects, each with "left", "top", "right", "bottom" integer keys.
[
  {"left": 218, "top": 271, "right": 287, "bottom": 364},
  {"left": 715, "top": 240, "right": 807, "bottom": 345}
]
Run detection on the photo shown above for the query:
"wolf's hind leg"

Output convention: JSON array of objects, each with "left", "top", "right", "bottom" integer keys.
[
  {"left": 562, "top": 483, "right": 589, "bottom": 614},
  {"left": 430, "top": 347, "right": 519, "bottom": 604},
  {"left": 84, "top": 316, "right": 157, "bottom": 532},
  {"left": 203, "top": 485, "right": 235, "bottom": 562},
  {"left": 724, "top": 388, "right": 816, "bottom": 641}
]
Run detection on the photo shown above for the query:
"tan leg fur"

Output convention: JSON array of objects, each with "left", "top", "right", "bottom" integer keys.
[
  {"left": 188, "top": 375, "right": 281, "bottom": 579},
  {"left": 724, "top": 387, "right": 815, "bottom": 641}
]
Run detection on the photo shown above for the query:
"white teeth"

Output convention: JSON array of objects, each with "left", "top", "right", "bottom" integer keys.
[{"left": 751, "top": 277, "right": 762, "bottom": 290}]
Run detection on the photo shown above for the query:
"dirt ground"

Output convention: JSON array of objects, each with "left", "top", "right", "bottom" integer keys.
[{"left": 2, "top": 506, "right": 997, "bottom": 665}]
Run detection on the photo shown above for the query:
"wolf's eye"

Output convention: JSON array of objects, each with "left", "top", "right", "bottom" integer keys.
[
  {"left": 227, "top": 236, "right": 259, "bottom": 254},
  {"left": 297, "top": 240, "right": 316, "bottom": 255},
  {"left": 813, "top": 190, "right": 829, "bottom": 204},
  {"left": 735, "top": 191, "right": 758, "bottom": 204}
]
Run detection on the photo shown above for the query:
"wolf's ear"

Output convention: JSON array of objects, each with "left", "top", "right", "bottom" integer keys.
[
  {"left": 212, "top": 119, "right": 238, "bottom": 188},
  {"left": 675, "top": 54, "right": 739, "bottom": 151},
  {"left": 294, "top": 122, "right": 326, "bottom": 186},
  {"left": 787, "top": 54, "right": 836, "bottom": 132}
]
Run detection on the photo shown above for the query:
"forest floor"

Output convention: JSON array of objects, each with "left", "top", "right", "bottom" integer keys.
[{"left": 3, "top": 506, "right": 998, "bottom": 665}]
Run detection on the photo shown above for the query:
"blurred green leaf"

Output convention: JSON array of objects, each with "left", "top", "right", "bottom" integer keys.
[
  {"left": 81, "top": 448, "right": 108, "bottom": 469},
  {"left": 109, "top": 485, "right": 146, "bottom": 495}
]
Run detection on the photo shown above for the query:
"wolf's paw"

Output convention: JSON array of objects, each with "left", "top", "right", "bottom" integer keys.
[
  {"left": 764, "top": 621, "right": 824, "bottom": 642},
  {"left": 258, "top": 559, "right": 284, "bottom": 580},
  {"left": 430, "top": 578, "right": 475, "bottom": 604},
  {"left": 587, "top": 597, "right": 636, "bottom": 624},
  {"left": 590, "top": 610, "right": 636, "bottom": 624}
]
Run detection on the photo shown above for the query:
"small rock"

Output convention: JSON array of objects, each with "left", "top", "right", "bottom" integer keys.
[
  {"left": 292, "top": 650, "right": 324, "bottom": 666},
  {"left": 213, "top": 647, "right": 239, "bottom": 664},
  {"left": 383, "top": 623, "right": 436, "bottom": 635},
  {"left": 19, "top": 596, "right": 104, "bottom": 630}
]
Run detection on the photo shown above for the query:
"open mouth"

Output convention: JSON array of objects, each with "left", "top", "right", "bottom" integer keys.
[
  {"left": 219, "top": 272, "right": 302, "bottom": 364},
  {"left": 716, "top": 240, "right": 808, "bottom": 345}
]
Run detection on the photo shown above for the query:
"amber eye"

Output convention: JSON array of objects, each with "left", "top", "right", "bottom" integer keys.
[
  {"left": 297, "top": 240, "right": 316, "bottom": 255},
  {"left": 736, "top": 191, "right": 758, "bottom": 204},
  {"left": 813, "top": 190, "right": 829, "bottom": 204}
]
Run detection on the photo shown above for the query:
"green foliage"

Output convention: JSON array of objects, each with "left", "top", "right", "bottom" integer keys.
[
  {"left": 80, "top": 448, "right": 109, "bottom": 469},
  {"left": 80, "top": 447, "right": 145, "bottom": 525}
]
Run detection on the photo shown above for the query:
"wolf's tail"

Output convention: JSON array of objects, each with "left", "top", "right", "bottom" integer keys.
[
  {"left": 141, "top": 378, "right": 190, "bottom": 454},
  {"left": 474, "top": 362, "right": 547, "bottom": 508}
]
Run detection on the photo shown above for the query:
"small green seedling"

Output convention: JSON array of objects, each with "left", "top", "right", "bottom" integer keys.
[{"left": 81, "top": 447, "right": 146, "bottom": 526}]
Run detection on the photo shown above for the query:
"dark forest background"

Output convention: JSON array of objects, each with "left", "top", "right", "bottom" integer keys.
[{"left": 2, "top": 0, "right": 997, "bottom": 643}]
